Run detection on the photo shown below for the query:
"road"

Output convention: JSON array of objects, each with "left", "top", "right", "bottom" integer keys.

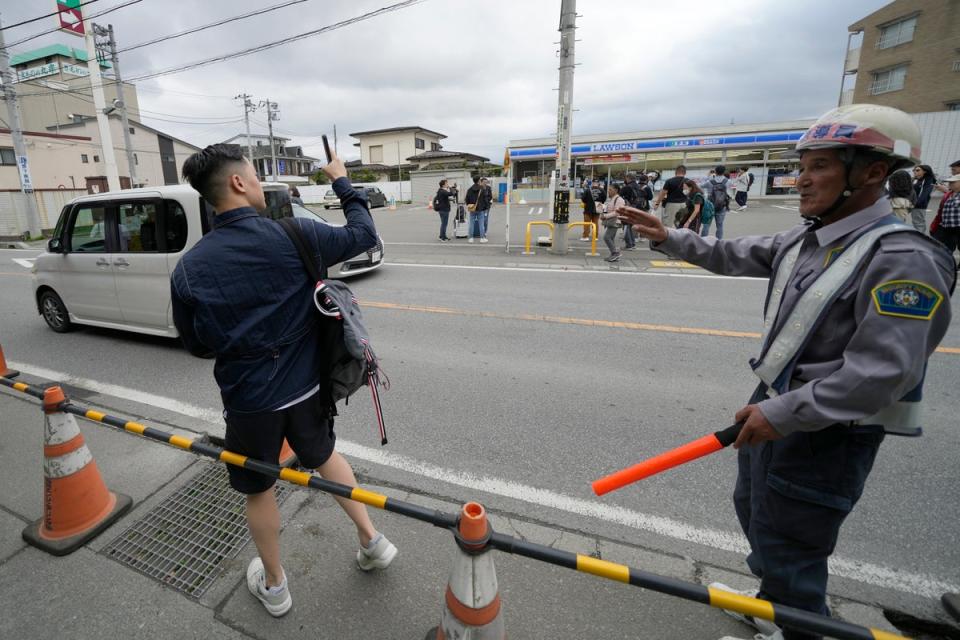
[{"left": 1, "top": 200, "right": 958, "bottom": 629}]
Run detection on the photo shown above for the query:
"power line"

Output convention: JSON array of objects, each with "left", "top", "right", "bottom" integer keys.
[
  {"left": 116, "top": 0, "right": 309, "bottom": 54},
  {"left": 125, "top": 0, "right": 424, "bottom": 83},
  {"left": 10, "top": 0, "right": 424, "bottom": 98},
  {"left": 0, "top": 0, "right": 100, "bottom": 31},
  {"left": 5, "top": 0, "right": 141, "bottom": 49}
]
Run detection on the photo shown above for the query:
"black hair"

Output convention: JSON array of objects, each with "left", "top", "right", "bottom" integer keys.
[
  {"left": 608, "top": 183, "right": 621, "bottom": 193},
  {"left": 290, "top": 186, "right": 301, "bottom": 197},
  {"left": 914, "top": 164, "right": 936, "bottom": 184},
  {"left": 951, "top": 159, "right": 960, "bottom": 168},
  {"left": 675, "top": 165, "right": 687, "bottom": 173},
  {"left": 439, "top": 179, "right": 448, "bottom": 187},
  {"left": 182, "top": 144, "right": 248, "bottom": 206},
  {"left": 472, "top": 176, "right": 481, "bottom": 184},
  {"left": 715, "top": 165, "right": 726, "bottom": 175},
  {"left": 887, "top": 170, "right": 914, "bottom": 199}
]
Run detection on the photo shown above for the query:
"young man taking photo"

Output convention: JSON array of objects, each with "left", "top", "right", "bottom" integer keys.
[{"left": 172, "top": 144, "right": 397, "bottom": 618}]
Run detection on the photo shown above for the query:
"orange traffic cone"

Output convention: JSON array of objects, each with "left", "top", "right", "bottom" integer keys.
[
  {"left": 22, "top": 386, "right": 132, "bottom": 556},
  {"left": 425, "top": 502, "right": 505, "bottom": 640},
  {"left": 0, "top": 344, "right": 18, "bottom": 379},
  {"left": 278, "top": 438, "right": 297, "bottom": 467}
]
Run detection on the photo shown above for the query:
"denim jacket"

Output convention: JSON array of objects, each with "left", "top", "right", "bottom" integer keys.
[{"left": 170, "top": 177, "right": 378, "bottom": 413}]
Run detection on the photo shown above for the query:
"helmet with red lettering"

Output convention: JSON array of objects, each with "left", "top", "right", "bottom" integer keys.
[{"left": 795, "top": 104, "right": 921, "bottom": 171}]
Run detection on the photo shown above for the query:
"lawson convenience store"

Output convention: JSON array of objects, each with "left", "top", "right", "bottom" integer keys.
[{"left": 507, "top": 118, "right": 817, "bottom": 199}]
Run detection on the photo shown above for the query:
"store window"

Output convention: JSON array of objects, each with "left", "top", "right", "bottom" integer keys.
[{"left": 765, "top": 148, "right": 799, "bottom": 196}]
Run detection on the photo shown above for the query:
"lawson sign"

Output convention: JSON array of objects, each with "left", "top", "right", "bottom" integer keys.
[{"left": 510, "top": 130, "right": 807, "bottom": 160}]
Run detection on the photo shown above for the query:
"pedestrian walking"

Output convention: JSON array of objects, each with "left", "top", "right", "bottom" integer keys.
[
  {"left": 887, "top": 169, "right": 914, "bottom": 222},
  {"left": 620, "top": 172, "right": 647, "bottom": 250},
  {"left": 653, "top": 165, "right": 688, "bottom": 228},
  {"left": 910, "top": 164, "right": 936, "bottom": 233},
  {"left": 173, "top": 145, "right": 397, "bottom": 618},
  {"left": 618, "top": 104, "right": 955, "bottom": 640},
  {"left": 734, "top": 167, "right": 750, "bottom": 211},
  {"left": 701, "top": 165, "right": 731, "bottom": 239},
  {"left": 580, "top": 180, "right": 599, "bottom": 241},
  {"left": 433, "top": 179, "right": 453, "bottom": 241},
  {"left": 931, "top": 174, "right": 960, "bottom": 256},
  {"left": 934, "top": 159, "right": 960, "bottom": 193},
  {"left": 679, "top": 179, "right": 708, "bottom": 233},
  {"left": 601, "top": 184, "right": 625, "bottom": 262}
]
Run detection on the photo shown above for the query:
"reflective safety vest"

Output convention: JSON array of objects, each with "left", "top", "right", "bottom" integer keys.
[{"left": 750, "top": 216, "right": 924, "bottom": 436}]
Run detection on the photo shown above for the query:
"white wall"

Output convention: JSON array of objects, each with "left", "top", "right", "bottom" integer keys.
[
  {"left": 299, "top": 181, "right": 412, "bottom": 204},
  {"left": 912, "top": 111, "right": 960, "bottom": 178},
  {"left": 358, "top": 131, "right": 444, "bottom": 165}
]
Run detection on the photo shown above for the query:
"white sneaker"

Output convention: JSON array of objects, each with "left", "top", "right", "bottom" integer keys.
[
  {"left": 468, "top": 238, "right": 474, "bottom": 243},
  {"left": 247, "top": 557, "right": 292, "bottom": 617},
  {"left": 709, "top": 582, "right": 780, "bottom": 636},
  {"left": 580, "top": 237, "right": 591, "bottom": 242},
  {"left": 480, "top": 237, "right": 489, "bottom": 243},
  {"left": 356, "top": 533, "right": 398, "bottom": 571}
]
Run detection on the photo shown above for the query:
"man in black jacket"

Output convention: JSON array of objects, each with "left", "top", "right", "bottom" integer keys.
[{"left": 173, "top": 144, "right": 397, "bottom": 619}]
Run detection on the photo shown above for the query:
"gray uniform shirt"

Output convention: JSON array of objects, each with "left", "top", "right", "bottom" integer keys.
[{"left": 654, "top": 196, "right": 955, "bottom": 436}]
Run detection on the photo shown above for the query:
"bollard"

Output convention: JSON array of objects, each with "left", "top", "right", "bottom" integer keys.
[
  {"left": 425, "top": 502, "right": 505, "bottom": 640},
  {"left": 522, "top": 220, "right": 554, "bottom": 256},
  {"left": 22, "top": 386, "right": 132, "bottom": 556}
]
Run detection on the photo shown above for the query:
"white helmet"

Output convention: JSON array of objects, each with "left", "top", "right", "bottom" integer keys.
[{"left": 796, "top": 104, "right": 921, "bottom": 170}]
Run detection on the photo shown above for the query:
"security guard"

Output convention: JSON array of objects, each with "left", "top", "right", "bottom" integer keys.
[{"left": 618, "top": 104, "right": 956, "bottom": 640}]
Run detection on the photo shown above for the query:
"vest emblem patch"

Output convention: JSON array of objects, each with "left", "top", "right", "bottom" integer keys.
[{"left": 872, "top": 280, "right": 943, "bottom": 320}]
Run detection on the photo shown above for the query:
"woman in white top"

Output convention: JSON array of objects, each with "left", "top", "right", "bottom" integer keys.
[{"left": 600, "top": 184, "right": 626, "bottom": 262}]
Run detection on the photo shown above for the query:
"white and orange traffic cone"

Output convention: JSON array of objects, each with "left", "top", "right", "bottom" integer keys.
[
  {"left": 425, "top": 502, "right": 505, "bottom": 640},
  {"left": 0, "top": 344, "right": 18, "bottom": 379},
  {"left": 22, "top": 386, "right": 132, "bottom": 556}
]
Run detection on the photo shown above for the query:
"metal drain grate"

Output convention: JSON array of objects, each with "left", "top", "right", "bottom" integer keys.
[{"left": 103, "top": 462, "right": 294, "bottom": 598}]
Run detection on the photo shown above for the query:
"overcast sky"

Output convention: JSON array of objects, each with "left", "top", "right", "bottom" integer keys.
[{"left": 3, "top": 0, "right": 889, "bottom": 163}]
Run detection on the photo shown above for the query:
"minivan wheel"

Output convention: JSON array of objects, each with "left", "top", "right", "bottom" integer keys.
[{"left": 39, "top": 290, "right": 73, "bottom": 333}]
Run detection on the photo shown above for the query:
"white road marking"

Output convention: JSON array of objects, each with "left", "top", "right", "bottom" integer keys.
[
  {"left": 536, "top": 206, "right": 544, "bottom": 216},
  {"left": 773, "top": 205, "right": 799, "bottom": 211},
  {"left": 5, "top": 361, "right": 956, "bottom": 598},
  {"left": 11, "top": 259, "right": 34, "bottom": 269},
  {"left": 387, "top": 262, "right": 767, "bottom": 282},
  {"left": 527, "top": 207, "right": 535, "bottom": 216}
]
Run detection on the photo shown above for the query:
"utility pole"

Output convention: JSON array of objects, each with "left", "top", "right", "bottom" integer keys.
[
  {"left": 260, "top": 99, "right": 279, "bottom": 181},
  {"left": 550, "top": 0, "right": 577, "bottom": 255},
  {"left": 94, "top": 23, "right": 136, "bottom": 188},
  {"left": 333, "top": 124, "right": 338, "bottom": 155},
  {"left": 82, "top": 7, "right": 120, "bottom": 191},
  {"left": 236, "top": 93, "right": 255, "bottom": 163},
  {"left": 0, "top": 14, "right": 43, "bottom": 238}
]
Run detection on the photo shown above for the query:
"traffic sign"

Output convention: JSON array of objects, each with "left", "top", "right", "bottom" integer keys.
[{"left": 57, "top": 0, "right": 85, "bottom": 36}]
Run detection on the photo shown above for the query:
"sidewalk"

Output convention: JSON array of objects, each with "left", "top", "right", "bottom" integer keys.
[{"left": 0, "top": 384, "right": 922, "bottom": 639}]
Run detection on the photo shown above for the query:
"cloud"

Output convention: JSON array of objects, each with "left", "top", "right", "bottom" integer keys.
[{"left": 6, "top": 0, "right": 888, "bottom": 163}]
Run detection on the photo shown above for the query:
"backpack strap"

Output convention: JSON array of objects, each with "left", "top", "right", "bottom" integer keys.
[{"left": 277, "top": 217, "right": 327, "bottom": 281}]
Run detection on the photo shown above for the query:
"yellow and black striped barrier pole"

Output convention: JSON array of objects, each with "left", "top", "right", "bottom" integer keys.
[{"left": 0, "top": 375, "right": 909, "bottom": 640}]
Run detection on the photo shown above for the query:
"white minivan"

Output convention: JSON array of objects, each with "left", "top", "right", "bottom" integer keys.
[{"left": 33, "top": 183, "right": 384, "bottom": 337}]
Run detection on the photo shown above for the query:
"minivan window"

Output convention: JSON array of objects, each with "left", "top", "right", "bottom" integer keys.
[
  {"left": 163, "top": 200, "right": 189, "bottom": 252},
  {"left": 68, "top": 206, "right": 108, "bottom": 252},
  {"left": 117, "top": 202, "right": 160, "bottom": 252}
]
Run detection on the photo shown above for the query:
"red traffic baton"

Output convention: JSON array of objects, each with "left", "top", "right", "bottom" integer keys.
[{"left": 592, "top": 423, "right": 744, "bottom": 496}]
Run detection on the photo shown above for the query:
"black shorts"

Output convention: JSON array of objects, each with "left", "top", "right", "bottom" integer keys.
[{"left": 224, "top": 392, "right": 336, "bottom": 494}]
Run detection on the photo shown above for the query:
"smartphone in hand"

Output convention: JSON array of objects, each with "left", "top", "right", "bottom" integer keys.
[{"left": 322, "top": 135, "right": 333, "bottom": 163}]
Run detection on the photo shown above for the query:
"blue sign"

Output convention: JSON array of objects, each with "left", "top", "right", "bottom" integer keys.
[
  {"left": 510, "top": 130, "right": 806, "bottom": 160},
  {"left": 278, "top": 160, "right": 286, "bottom": 174}
]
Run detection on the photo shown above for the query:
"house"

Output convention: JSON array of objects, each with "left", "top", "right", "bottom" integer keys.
[
  {"left": 222, "top": 134, "right": 320, "bottom": 185},
  {"left": 347, "top": 126, "right": 446, "bottom": 181}
]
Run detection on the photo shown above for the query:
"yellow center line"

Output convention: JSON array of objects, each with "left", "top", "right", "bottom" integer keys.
[{"left": 360, "top": 301, "right": 960, "bottom": 355}]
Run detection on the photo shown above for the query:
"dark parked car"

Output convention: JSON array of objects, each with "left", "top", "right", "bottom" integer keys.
[{"left": 355, "top": 185, "right": 388, "bottom": 208}]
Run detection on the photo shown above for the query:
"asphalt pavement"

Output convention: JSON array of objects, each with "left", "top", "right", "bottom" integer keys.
[{"left": 0, "top": 199, "right": 957, "bottom": 639}]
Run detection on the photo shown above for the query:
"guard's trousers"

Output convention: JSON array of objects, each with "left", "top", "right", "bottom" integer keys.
[{"left": 734, "top": 390, "right": 885, "bottom": 640}]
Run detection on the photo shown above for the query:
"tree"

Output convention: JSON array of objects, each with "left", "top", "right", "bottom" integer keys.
[
  {"left": 350, "top": 169, "right": 379, "bottom": 184},
  {"left": 312, "top": 171, "right": 330, "bottom": 185}
]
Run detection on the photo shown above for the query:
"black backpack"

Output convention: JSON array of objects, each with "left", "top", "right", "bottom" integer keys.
[
  {"left": 277, "top": 217, "right": 389, "bottom": 445},
  {"left": 623, "top": 183, "right": 647, "bottom": 209},
  {"left": 709, "top": 179, "right": 730, "bottom": 211},
  {"left": 747, "top": 172, "right": 755, "bottom": 189}
]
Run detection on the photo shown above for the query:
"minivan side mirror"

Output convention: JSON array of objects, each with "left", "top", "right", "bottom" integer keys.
[{"left": 47, "top": 238, "right": 63, "bottom": 253}]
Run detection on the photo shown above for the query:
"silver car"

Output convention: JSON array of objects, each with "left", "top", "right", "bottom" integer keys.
[{"left": 32, "top": 183, "right": 382, "bottom": 336}]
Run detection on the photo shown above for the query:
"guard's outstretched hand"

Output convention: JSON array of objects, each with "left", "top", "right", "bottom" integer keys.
[
  {"left": 733, "top": 404, "right": 783, "bottom": 449},
  {"left": 616, "top": 206, "right": 668, "bottom": 243}
]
